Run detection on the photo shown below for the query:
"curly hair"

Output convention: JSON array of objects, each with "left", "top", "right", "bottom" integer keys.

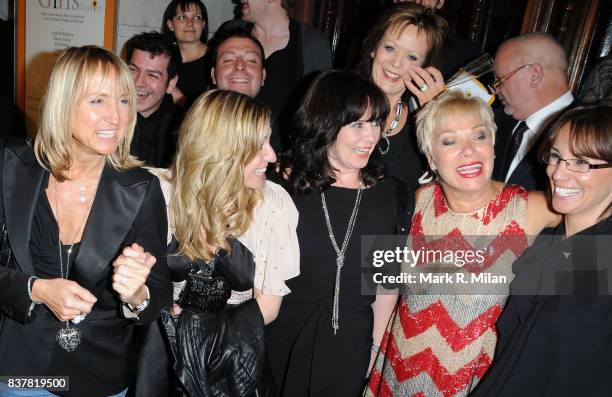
[
  {"left": 170, "top": 90, "right": 271, "bottom": 261},
  {"left": 281, "top": 70, "right": 389, "bottom": 195}
]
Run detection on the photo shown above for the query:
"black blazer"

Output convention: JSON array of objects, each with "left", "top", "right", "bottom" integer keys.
[
  {"left": 0, "top": 139, "right": 172, "bottom": 396},
  {"left": 492, "top": 108, "right": 550, "bottom": 192}
]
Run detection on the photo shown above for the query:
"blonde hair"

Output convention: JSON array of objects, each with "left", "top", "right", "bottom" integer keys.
[
  {"left": 171, "top": 90, "right": 271, "bottom": 261},
  {"left": 34, "top": 45, "right": 140, "bottom": 181},
  {"left": 415, "top": 90, "right": 496, "bottom": 159}
]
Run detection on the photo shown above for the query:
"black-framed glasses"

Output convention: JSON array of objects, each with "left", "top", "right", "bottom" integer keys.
[
  {"left": 488, "top": 64, "right": 534, "bottom": 93},
  {"left": 541, "top": 152, "right": 612, "bottom": 173}
]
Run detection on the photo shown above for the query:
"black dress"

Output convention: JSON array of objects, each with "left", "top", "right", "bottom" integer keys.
[
  {"left": 470, "top": 216, "right": 612, "bottom": 397},
  {"left": 266, "top": 180, "right": 401, "bottom": 396},
  {"left": 382, "top": 121, "right": 425, "bottom": 191},
  {"left": 176, "top": 54, "right": 209, "bottom": 105}
]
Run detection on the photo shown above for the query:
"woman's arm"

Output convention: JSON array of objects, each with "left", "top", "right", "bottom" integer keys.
[
  {"left": 368, "top": 293, "right": 398, "bottom": 375},
  {"left": 526, "top": 191, "right": 561, "bottom": 236},
  {"left": 253, "top": 288, "right": 282, "bottom": 325}
]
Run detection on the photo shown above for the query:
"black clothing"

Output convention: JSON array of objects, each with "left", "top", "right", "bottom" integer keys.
[
  {"left": 30, "top": 174, "right": 80, "bottom": 279},
  {"left": 138, "top": 238, "right": 269, "bottom": 397},
  {"left": 382, "top": 120, "right": 425, "bottom": 191},
  {"left": 266, "top": 179, "right": 401, "bottom": 396},
  {"left": 257, "top": 19, "right": 303, "bottom": 120},
  {"left": 176, "top": 54, "right": 210, "bottom": 104},
  {"left": 0, "top": 139, "right": 172, "bottom": 397},
  {"left": 471, "top": 216, "right": 612, "bottom": 397},
  {"left": 492, "top": 101, "right": 577, "bottom": 192},
  {"left": 132, "top": 94, "right": 181, "bottom": 168}
]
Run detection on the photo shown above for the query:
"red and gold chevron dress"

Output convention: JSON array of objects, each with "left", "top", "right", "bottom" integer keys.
[{"left": 367, "top": 182, "right": 529, "bottom": 397}]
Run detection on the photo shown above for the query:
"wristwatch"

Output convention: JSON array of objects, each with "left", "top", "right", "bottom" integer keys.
[{"left": 126, "top": 286, "right": 150, "bottom": 313}]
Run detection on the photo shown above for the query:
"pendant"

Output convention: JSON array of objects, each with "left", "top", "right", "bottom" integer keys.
[{"left": 56, "top": 322, "right": 82, "bottom": 352}]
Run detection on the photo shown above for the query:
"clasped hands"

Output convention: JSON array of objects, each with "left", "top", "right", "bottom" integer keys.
[{"left": 31, "top": 243, "right": 156, "bottom": 321}]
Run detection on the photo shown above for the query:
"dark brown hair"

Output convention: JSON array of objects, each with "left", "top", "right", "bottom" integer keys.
[{"left": 540, "top": 101, "right": 612, "bottom": 219}]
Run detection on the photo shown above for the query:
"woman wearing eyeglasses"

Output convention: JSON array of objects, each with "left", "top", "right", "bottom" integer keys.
[{"left": 471, "top": 102, "right": 612, "bottom": 396}]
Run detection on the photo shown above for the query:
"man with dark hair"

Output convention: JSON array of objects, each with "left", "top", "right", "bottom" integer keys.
[
  {"left": 209, "top": 27, "right": 266, "bottom": 98},
  {"left": 124, "top": 31, "right": 182, "bottom": 167}
]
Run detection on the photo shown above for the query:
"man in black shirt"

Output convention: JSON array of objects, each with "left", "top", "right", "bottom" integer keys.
[{"left": 124, "top": 32, "right": 182, "bottom": 167}]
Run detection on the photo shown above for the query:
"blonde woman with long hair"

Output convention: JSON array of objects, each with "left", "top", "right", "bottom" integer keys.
[
  {"left": 149, "top": 89, "right": 299, "bottom": 396},
  {"left": 0, "top": 46, "right": 171, "bottom": 397}
]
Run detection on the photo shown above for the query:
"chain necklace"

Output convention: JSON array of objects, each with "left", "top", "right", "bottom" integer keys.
[
  {"left": 54, "top": 177, "right": 93, "bottom": 352},
  {"left": 321, "top": 182, "right": 364, "bottom": 335},
  {"left": 379, "top": 99, "right": 403, "bottom": 156}
]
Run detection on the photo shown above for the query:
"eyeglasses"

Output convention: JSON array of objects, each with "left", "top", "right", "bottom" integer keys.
[
  {"left": 488, "top": 64, "right": 534, "bottom": 94},
  {"left": 541, "top": 152, "right": 612, "bottom": 173}
]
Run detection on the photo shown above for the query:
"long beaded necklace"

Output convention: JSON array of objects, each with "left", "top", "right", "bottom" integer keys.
[
  {"left": 54, "top": 177, "right": 93, "bottom": 352},
  {"left": 321, "top": 182, "right": 364, "bottom": 335},
  {"left": 379, "top": 99, "right": 403, "bottom": 155}
]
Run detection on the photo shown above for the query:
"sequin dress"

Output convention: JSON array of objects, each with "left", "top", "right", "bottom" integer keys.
[{"left": 367, "top": 182, "right": 529, "bottom": 397}]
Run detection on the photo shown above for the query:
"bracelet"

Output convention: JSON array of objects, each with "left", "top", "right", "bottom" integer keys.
[
  {"left": 371, "top": 344, "right": 380, "bottom": 354},
  {"left": 27, "top": 276, "right": 42, "bottom": 305},
  {"left": 126, "top": 286, "right": 150, "bottom": 313}
]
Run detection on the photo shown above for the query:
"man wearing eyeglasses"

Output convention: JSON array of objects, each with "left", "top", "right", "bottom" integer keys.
[{"left": 491, "top": 32, "right": 575, "bottom": 191}]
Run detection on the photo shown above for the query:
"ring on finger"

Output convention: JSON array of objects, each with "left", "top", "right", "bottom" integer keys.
[
  {"left": 72, "top": 312, "right": 86, "bottom": 324},
  {"left": 419, "top": 83, "right": 429, "bottom": 92},
  {"left": 120, "top": 275, "right": 128, "bottom": 285}
]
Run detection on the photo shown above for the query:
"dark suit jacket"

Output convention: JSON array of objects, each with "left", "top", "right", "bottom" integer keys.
[
  {"left": 0, "top": 139, "right": 172, "bottom": 396},
  {"left": 492, "top": 101, "right": 576, "bottom": 192}
]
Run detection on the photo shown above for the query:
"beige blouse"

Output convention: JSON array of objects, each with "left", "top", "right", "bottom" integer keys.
[{"left": 148, "top": 168, "right": 300, "bottom": 302}]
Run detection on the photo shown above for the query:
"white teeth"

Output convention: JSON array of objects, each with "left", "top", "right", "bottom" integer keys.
[
  {"left": 555, "top": 186, "right": 581, "bottom": 196},
  {"left": 384, "top": 69, "right": 400, "bottom": 79},
  {"left": 137, "top": 91, "right": 149, "bottom": 98},
  {"left": 96, "top": 130, "right": 117, "bottom": 138},
  {"left": 254, "top": 167, "right": 267, "bottom": 175},
  {"left": 457, "top": 163, "right": 482, "bottom": 173},
  {"left": 230, "top": 78, "right": 249, "bottom": 83},
  {"left": 354, "top": 148, "right": 370, "bottom": 153}
]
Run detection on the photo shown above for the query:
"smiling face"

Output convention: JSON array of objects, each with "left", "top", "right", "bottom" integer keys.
[
  {"left": 211, "top": 37, "right": 265, "bottom": 98},
  {"left": 428, "top": 112, "right": 494, "bottom": 195},
  {"left": 327, "top": 112, "right": 382, "bottom": 177},
  {"left": 371, "top": 24, "right": 429, "bottom": 98},
  {"left": 244, "top": 128, "right": 276, "bottom": 191},
  {"left": 128, "top": 49, "right": 177, "bottom": 118},
  {"left": 166, "top": 3, "right": 205, "bottom": 44},
  {"left": 546, "top": 125, "right": 612, "bottom": 227},
  {"left": 71, "top": 71, "right": 130, "bottom": 163}
]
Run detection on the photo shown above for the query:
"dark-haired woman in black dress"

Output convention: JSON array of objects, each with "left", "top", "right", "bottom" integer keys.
[{"left": 266, "top": 70, "right": 409, "bottom": 396}]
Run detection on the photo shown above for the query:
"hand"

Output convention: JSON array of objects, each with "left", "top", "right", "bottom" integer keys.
[
  {"left": 112, "top": 243, "right": 156, "bottom": 306},
  {"left": 404, "top": 65, "right": 445, "bottom": 107},
  {"left": 33, "top": 278, "right": 97, "bottom": 321}
]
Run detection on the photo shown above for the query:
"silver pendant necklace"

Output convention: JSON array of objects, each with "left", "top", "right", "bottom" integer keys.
[
  {"left": 321, "top": 182, "right": 363, "bottom": 335},
  {"left": 379, "top": 99, "right": 403, "bottom": 156},
  {"left": 54, "top": 177, "right": 92, "bottom": 352}
]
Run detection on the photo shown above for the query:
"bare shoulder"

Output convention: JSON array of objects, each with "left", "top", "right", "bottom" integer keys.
[{"left": 527, "top": 190, "right": 561, "bottom": 234}]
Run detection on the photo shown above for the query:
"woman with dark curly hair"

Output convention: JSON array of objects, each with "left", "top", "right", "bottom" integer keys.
[{"left": 265, "top": 70, "right": 407, "bottom": 396}]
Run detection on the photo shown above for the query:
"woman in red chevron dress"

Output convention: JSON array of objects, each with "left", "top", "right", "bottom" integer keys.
[{"left": 366, "top": 90, "right": 560, "bottom": 397}]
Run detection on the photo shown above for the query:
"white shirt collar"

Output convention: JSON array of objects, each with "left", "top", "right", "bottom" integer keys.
[{"left": 525, "top": 91, "right": 574, "bottom": 134}]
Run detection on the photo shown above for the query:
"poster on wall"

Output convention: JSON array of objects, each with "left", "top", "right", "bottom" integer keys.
[{"left": 19, "top": 0, "right": 116, "bottom": 136}]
